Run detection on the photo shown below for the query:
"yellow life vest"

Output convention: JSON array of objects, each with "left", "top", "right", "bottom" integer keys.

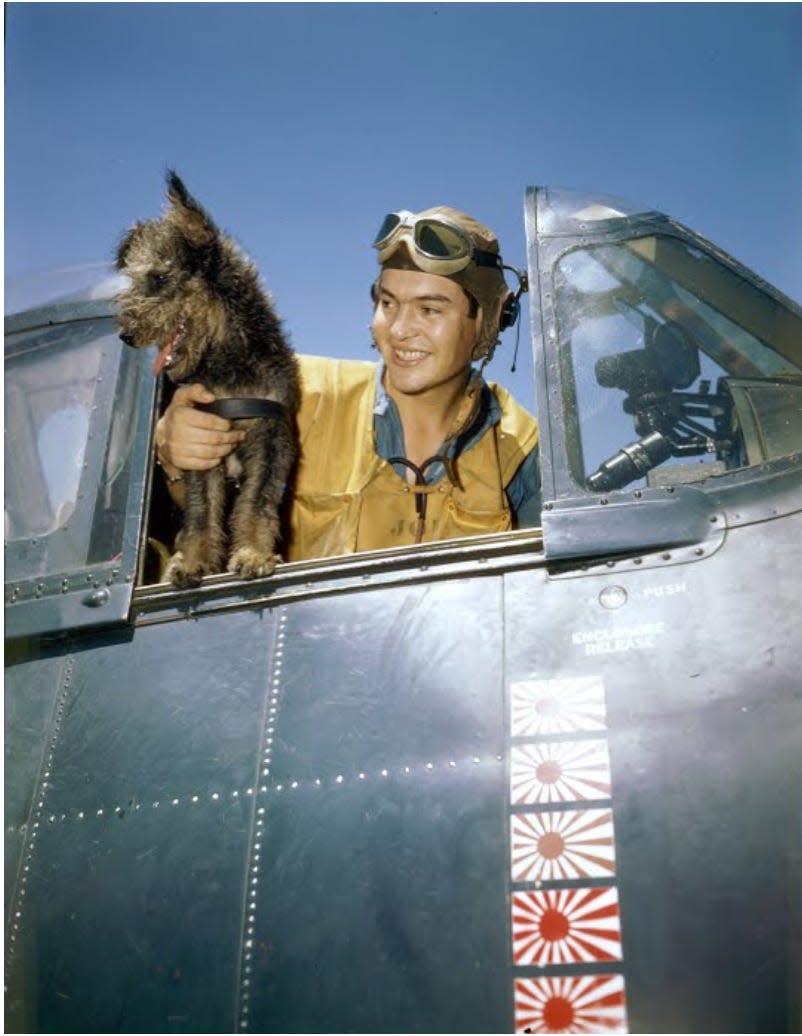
[{"left": 287, "top": 354, "right": 539, "bottom": 562}]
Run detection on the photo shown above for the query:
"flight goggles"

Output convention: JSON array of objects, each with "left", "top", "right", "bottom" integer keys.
[{"left": 373, "top": 210, "right": 503, "bottom": 276}]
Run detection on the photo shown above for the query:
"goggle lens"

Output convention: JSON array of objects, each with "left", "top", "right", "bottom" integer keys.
[
  {"left": 415, "top": 220, "right": 470, "bottom": 260},
  {"left": 373, "top": 213, "right": 404, "bottom": 247}
]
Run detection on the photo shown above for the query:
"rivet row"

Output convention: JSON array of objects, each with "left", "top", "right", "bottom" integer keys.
[
  {"left": 10, "top": 753, "right": 496, "bottom": 832},
  {"left": 7, "top": 655, "right": 75, "bottom": 984},
  {"left": 239, "top": 608, "right": 288, "bottom": 1030}
]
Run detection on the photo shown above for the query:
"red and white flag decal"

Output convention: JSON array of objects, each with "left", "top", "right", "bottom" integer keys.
[
  {"left": 511, "top": 886, "right": 623, "bottom": 967},
  {"left": 511, "top": 740, "right": 612, "bottom": 805},
  {"left": 514, "top": 973, "right": 628, "bottom": 1033},
  {"left": 511, "top": 808, "right": 617, "bottom": 882},
  {"left": 510, "top": 677, "right": 607, "bottom": 737}
]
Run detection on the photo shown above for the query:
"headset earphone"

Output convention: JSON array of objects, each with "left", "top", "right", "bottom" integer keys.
[{"left": 499, "top": 265, "right": 528, "bottom": 332}]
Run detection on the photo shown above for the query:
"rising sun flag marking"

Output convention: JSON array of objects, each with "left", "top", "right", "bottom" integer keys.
[
  {"left": 511, "top": 808, "right": 616, "bottom": 882},
  {"left": 510, "top": 676, "right": 607, "bottom": 737},
  {"left": 511, "top": 740, "right": 612, "bottom": 805},
  {"left": 511, "top": 886, "right": 623, "bottom": 967},
  {"left": 514, "top": 973, "right": 629, "bottom": 1033}
]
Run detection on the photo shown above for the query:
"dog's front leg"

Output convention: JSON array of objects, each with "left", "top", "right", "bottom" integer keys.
[
  {"left": 165, "top": 467, "right": 228, "bottom": 588},
  {"left": 228, "top": 425, "right": 294, "bottom": 579}
]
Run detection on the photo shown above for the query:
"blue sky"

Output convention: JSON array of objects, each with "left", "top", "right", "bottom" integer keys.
[{"left": 5, "top": 2, "right": 801, "bottom": 405}]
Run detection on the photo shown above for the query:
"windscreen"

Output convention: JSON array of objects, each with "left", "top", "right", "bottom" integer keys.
[
  {"left": 553, "top": 235, "right": 802, "bottom": 491},
  {"left": 5, "top": 318, "right": 140, "bottom": 580}
]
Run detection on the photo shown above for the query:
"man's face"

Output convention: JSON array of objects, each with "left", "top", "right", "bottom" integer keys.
[{"left": 371, "top": 268, "right": 479, "bottom": 400}]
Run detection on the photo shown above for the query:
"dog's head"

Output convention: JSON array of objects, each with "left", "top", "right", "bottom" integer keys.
[{"left": 115, "top": 171, "right": 227, "bottom": 379}]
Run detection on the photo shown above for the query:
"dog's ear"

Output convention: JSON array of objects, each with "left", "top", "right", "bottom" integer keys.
[
  {"left": 165, "top": 170, "right": 225, "bottom": 282},
  {"left": 116, "top": 224, "right": 144, "bottom": 270},
  {"left": 165, "top": 169, "right": 218, "bottom": 249},
  {"left": 166, "top": 170, "right": 192, "bottom": 208}
]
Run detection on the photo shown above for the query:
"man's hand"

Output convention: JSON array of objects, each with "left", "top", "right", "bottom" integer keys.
[{"left": 155, "top": 383, "right": 246, "bottom": 478}]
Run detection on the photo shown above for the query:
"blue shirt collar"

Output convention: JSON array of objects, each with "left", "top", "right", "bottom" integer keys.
[{"left": 372, "top": 363, "right": 502, "bottom": 483}]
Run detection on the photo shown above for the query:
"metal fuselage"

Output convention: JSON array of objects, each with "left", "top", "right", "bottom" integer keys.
[{"left": 5, "top": 188, "right": 802, "bottom": 1033}]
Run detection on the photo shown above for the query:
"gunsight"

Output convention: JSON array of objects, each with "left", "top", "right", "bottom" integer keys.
[
  {"left": 587, "top": 321, "right": 734, "bottom": 491},
  {"left": 595, "top": 321, "right": 700, "bottom": 398}
]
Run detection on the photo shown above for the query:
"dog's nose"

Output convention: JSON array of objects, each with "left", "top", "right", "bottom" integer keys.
[{"left": 119, "top": 332, "right": 136, "bottom": 347}]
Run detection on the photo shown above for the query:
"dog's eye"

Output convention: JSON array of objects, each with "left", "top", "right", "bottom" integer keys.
[{"left": 147, "top": 271, "right": 169, "bottom": 293}]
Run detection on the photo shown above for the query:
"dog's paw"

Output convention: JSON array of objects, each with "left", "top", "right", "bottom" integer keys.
[
  {"left": 229, "top": 547, "right": 279, "bottom": 580},
  {"left": 165, "top": 551, "right": 213, "bottom": 589}
]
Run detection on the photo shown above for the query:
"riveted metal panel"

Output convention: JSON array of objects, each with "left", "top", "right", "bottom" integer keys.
[
  {"left": 5, "top": 608, "right": 282, "bottom": 1033},
  {"left": 6, "top": 515, "right": 801, "bottom": 1032},
  {"left": 503, "top": 513, "right": 802, "bottom": 1033},
  {"left": 4, "top": 643, "right": 73, "bottom": 905},
  {"left": 246, "top": 580, "right": 510, "bottom": 1033}
]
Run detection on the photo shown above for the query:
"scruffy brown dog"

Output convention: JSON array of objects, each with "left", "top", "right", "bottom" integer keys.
[{"left": 115, "top": 171, "right": 300, "bottom": 588}]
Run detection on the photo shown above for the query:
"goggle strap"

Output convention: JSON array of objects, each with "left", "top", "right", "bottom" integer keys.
[{"left": 472, "top": 249, "right": 503, "bottom": 272}]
